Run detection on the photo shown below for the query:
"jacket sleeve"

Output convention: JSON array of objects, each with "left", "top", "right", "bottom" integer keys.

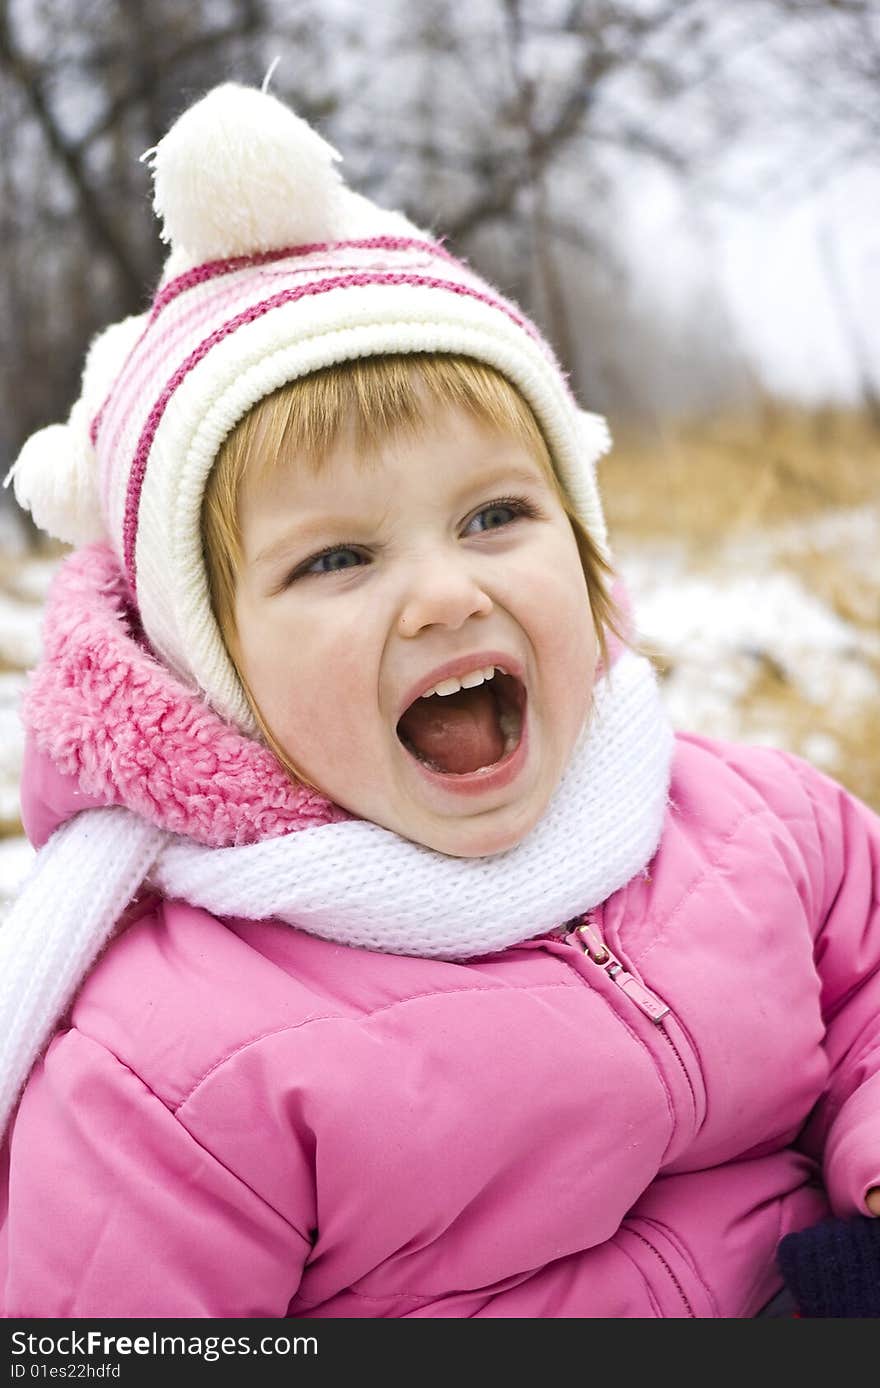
[
  {"left": 1, "top": 1027, "right": 311, "bottom": 1317},
  {"left": 771, "top": 752, "right": 880, "bottom": 1216}
]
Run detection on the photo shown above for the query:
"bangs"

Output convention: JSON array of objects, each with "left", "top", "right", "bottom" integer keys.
[{"left": 230, "top": 353, "right": 553, "bottom": 484}]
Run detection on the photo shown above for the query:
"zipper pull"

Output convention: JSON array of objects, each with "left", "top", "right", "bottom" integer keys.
[{"left": 566, "top": 919, "right": 670, "bottom": 1024}]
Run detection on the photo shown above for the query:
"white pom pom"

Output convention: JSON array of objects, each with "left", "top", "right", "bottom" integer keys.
[
  {"left": 4, "top": 314, "right": 145, "bottom": 547},
  {"left": 145, "top": 83, "right": 345, "bottom": 264},
  {"left": 7, "top": 414, "right": 105, "bottom": 546},
  {"left": 579, "top": 409, "right": 613, "bottom": 464}
]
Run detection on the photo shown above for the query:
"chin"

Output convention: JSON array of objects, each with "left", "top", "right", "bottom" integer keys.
[
  {"left": 422, "top": 802, "right": 546, "bottom": 859},
  {"left": 439, "top": 838, "right": 523, "bottom": 859}
]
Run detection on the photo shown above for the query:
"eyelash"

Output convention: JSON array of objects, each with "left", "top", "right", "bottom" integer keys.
[{"left": 288, "top": 494, "right": 541, "bottom": 583}]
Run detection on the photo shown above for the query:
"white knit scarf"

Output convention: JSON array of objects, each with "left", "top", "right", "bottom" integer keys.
[{"left": 0, "top": 649, "right": 673, "bottom": 1135}]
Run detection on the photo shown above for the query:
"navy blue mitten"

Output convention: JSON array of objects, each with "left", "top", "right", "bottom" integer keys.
[{"left": 777, "top": 1215, "right": 880, "bottom": 1318}]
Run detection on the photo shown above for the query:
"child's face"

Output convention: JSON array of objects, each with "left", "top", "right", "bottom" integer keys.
[{"left": 232, "top": 399, "right": 598, "bottom": 856}]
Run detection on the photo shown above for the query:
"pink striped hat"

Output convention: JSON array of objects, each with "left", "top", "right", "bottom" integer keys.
[{"left": 8, "top": 82, "right": 611, "bottom": 732}]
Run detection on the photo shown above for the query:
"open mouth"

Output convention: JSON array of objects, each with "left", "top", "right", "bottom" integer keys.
[{"left": 396, "top": 668, "right": 525, "bottom": 777}]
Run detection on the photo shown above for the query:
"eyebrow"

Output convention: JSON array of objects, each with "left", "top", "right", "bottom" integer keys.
[
  {"left": 251, "top": 457, "right": 549, "bottom": 568},
  {"left": 253, "top": 517, "right": 376, "bottom": 567}
]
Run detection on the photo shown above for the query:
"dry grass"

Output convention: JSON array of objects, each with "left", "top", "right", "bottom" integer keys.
[
  {"left": 602, "top": 402, "right": 880, "bottom": 810},
  {"left": 604, "top": 402, "right": 880, "bottom": 545}
]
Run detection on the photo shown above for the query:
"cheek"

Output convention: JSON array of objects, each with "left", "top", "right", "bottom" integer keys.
[
  {"left": 521, "top": 561, "right": 598, "bottom": 736},
  {"left": 520, "top": 550, "right": 595, "bottom": 658},
  {"left": 238, "top": 600, "right": 379, "bottom": 758},
  {"left": 280, "top": 640, "right": 384, "bottom": 807}
]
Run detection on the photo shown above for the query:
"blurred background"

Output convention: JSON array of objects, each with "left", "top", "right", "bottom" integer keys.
[{"left": 1, "top": 0, "right": 878, "bottom": 907}]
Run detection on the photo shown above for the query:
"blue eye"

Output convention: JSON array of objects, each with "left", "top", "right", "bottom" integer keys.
[
  {"left": 471, "top": 504, "right": 516, "bottom": 531},
  {"left": 303, "top": 546, "right": 364, "bottom": 576},
  {"left": 464, "top": 497, "right": 535, "bottom": 534}
]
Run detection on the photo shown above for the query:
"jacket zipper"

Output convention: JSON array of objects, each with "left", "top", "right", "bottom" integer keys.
[
  {"left": 561, "top": 914, "right": 698, "bottom": 1317},
  {"left": 565, "top": 918, "right": 670, "bottom": 1022},
  {"left": 562, "top": 918, "right": 696, "bottom": 1104}
]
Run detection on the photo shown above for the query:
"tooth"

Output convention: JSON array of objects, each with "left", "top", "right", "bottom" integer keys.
[
  {"left": 499, "top": 707, "right": 522, "bottom": 752},
  {"left": 460, "top": 669, "right": 486, "bottom": 689},
  {"left": 418, "top": 667, "right": 498, "bottom": 699},
  {"left": 434, "top": 677, "right": 463, "bottom": 697}
]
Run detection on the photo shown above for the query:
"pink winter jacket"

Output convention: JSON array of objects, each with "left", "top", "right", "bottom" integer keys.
[{"left": 3, "top": 729, "right": 880, "bottom": 1317}]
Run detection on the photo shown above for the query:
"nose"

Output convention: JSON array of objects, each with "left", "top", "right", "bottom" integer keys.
[{"left": 396, "top": 556, "right": 493, "bottom": 638}]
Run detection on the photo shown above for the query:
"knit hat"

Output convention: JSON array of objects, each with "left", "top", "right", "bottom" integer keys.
[{"left": 6, "top": 81, "right": 612, "bottom": 733}]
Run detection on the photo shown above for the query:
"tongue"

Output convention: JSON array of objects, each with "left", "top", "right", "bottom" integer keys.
[{"left": 398, "top": 685, "right": 506, "bottom": 774}]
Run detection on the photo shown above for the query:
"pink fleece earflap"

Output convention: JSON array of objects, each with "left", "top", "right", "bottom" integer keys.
[{"left": 22, "top": 545, "right": 349, "bottom": 848}]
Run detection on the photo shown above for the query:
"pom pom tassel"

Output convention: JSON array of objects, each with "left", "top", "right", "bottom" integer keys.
[
  {"left": 4, "top": 313, "right": 145, "bottom": 546},
  {"left": 145, "top": 82, "right": 346, "bottom": 264}
]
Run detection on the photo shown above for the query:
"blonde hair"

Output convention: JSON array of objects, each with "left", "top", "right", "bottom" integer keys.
[{"left": 201, "top": 353, "right": 625, "bottom": 773}]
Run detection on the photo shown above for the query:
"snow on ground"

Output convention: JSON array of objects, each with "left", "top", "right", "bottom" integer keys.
[
  {"left": 0, "top": 590, "right": 44, "bottom": 669},
  {"left": 614, "top": 505, "right": 880, "bottom": 784},
  {"left": 0, "top": 505, "right": 877, "bottom": 918},
  {"left": 623, "top": 560, "right": 868, "bottom": 716},
  {"left": 0, "top": 671, "right": 27, "bottom": 827},
  {"left": 621, "top": 555, "right": 877, "bottom": 770},
  {"left": 0, "top": 835, "right": 36, "bottom": 917}
]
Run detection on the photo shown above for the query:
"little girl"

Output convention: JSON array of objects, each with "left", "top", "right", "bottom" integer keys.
[{"left": 2, "top": 82, "right": 879, "bottom": 1319}]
